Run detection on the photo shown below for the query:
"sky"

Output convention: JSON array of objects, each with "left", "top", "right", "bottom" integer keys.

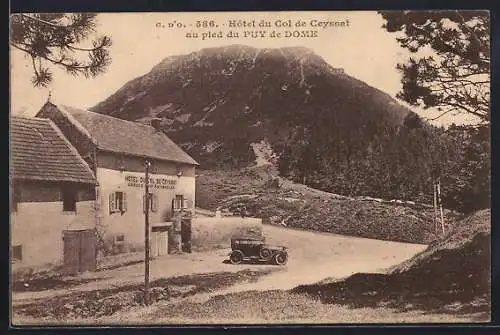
[{"left": 9, "top": 11, "right": 476, "bottom": 125}]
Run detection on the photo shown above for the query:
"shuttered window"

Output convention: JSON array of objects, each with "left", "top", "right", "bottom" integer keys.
[
  {"left": 109, "top": 192, "right": 116, "bottom": 213},
  {"left": 173, "top": 195, "right": 183, "bottom": 211},
  {"left": 121, "top": 192, "right": 127, "bottom": 211},
  {"left": 109, "top": 191, "right": 127, "bottom": 213},
  {"left": 144, "top": 193, "right": 158, "bottom": 213},
  {"left": 173, "top": 195, "right": 191, "bottom": 211},
  {"left": 151, "top": 193, "right": 158, "bottom": 212}
]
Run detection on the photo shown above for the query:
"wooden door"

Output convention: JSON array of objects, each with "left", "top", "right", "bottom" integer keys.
[
  {"left": 79, "top": 230, "right": 97, "bottom": 272},
  {"left": 158, "top": 231, "right": 168, "bottom": 256},
  {"left": 63, "top": 231, "right": 81, "bottom": 275},
  {"left": 181, "top": 219, "right": 192, "bottom": 253},
  {"left": 150, "top": 231, "right": 158, "bottom": 258},
  {"left": 167, "top": 225, "right": 176, "bottom": 254}
]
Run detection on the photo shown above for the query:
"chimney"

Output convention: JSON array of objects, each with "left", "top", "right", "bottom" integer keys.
[{"left": 150, "top": 118, "right": 162, "bottom": 131}]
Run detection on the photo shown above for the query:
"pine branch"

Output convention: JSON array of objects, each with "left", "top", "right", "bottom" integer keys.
[
  {"left": 454, "top": 11, "right": 489, "bottom": 55},
  {"left": 17, "top": 14, "right": 67, "bottom": 28},
  {"left": 424, "top": 108, "right": 458, "bottom": 121},
  {"left": 67, "top": 40, "right": 108, "bottom": 52},
  {"left": 30, "top": 55, "right": 39, "bottom": 77},
  {"left": 10, "top": 42, "right": 32, "bottom": 55},
  {"left": 11, "top": 13, "right": 112, "bottom": 87}
]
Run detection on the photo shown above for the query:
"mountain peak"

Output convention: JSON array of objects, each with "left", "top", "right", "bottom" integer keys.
[{"left": 91, "top": 45, "right": 414, "bottom": 169}]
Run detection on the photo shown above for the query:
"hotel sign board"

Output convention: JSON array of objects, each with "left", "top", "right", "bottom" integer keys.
[{"left": 125, "top": 175, "right": 177, "bottom": 189}]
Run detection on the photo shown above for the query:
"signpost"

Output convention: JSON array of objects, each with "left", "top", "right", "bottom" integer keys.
[
  {"left": 433, "top": 177, "right": 445, "bottom": 236},
  {"left": 144, "top": 160, "right": 151, "bottom": 305},
  {"left": 437, "top": 178, "right": 445, "bottom": 235}
]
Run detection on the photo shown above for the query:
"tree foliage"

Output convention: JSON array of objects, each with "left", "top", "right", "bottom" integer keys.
[
  {"left": 10, "top": 13, "right": 112, "bottom": 87},
  {"left": 278, "top": 115, "right": 490, "bottom": 214},
  {"left": 379, "top": 10, "right": 490, "bottom": 124},
  {"left": 439, "top": 124, "right": 490, "bottom": 213}
]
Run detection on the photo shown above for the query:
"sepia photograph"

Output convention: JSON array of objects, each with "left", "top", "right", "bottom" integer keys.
[{"left": 9, "top": 10, "right": 491, "bottom": 325}]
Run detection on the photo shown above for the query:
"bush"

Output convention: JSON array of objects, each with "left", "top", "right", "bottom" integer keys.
[{"left": 265, "top": 177, "right": 281, "bottom": 189}]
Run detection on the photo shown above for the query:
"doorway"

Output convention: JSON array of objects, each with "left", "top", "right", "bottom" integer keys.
[
  {"left": 181, "top": 218, "right": 192, "bottom": 253},
  {"left": 151, "top": 226, "right": 169, "bottom": 257},
  {"left": 62, "top": 229, "right": 97, "bottom": 275}
]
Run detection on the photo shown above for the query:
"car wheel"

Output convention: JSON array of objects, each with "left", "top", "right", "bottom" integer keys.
[
  {"left": 274, "top": 251, "right": 288, "bottom": 266},
  {"left": 229, "top": 251, "right": 243, "bottom": 265},
  {"left": 259, "top": 248, "right": 273, "bottom": 261}
]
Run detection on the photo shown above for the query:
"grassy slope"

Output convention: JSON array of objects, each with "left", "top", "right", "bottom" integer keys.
[
  {"left": 292, "top": 209, "right": 491, "bottom": 321},
  {"left": 138, "top": 290, "right": 477, "bottom": 324},
  {"left": 196, "top": 167, "right": 460, "bottom": 244},
  {"left": 17, "top": 289, "right": 475, "bottom": 324},
  {"left": 12, "top": 269, "right": 275, "bottom": 323}
]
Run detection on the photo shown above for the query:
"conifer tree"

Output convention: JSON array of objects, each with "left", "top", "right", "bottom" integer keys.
[
  {"left": 379, "top": 10, "right": 490, "bottom": 125},
  {"left": 10, "top": 13, "right": 112, "bottom": 87}
]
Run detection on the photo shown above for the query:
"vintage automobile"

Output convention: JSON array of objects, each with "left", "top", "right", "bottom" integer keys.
[{"left": 228, "top": 237, "right": 289, "bottom": 265}]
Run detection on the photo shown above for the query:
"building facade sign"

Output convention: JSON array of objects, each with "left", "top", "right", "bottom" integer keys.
[{"left": 124, "top": 174, "right": 177, "bottom": 189}]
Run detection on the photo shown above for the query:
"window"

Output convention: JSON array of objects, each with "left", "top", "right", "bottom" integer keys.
[
  {"left": 173, "top": 195, "right": 190, "bottom": 211},
  {"left": 115, "top": 234, "right": 125, "bottom": 243},
  {"left": 109, "top": 191, "right": 127, "bottom": 213},
  {"left": 12, "top": 245, "right": 22, "bottom": 261},
  {"left": 143, "top": 193, "right": 158, "bottom": 213},
  {"left": 173, "top": 195, "right": 183, "bottom": 211},
  {"left": 62, "top": 187, "right": 77, "bottom": 212}
]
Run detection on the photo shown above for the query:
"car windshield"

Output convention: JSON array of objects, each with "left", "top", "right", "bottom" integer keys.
[{"left": 234, "top": 240, "right": 261, "bottom": 244}]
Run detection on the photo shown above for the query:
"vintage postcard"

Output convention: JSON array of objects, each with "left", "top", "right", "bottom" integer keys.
[{"left": 9, "top": 11, "right": 491, "bottom": 325}]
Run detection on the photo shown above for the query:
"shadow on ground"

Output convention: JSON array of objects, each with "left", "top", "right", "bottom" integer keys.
[
  {"left": 221, "top": 259, "right": 278, "bottom": 266},
  {"left": 13, "top": 269, "right": 275, "bottom": 320},
  {"left": 11, "top": 276, "right": 102, "bottom": 292},
  {"left": 12, "top": 259, "right": 145, "bottom": 293},
  {"left": 292, "top": 232, "right": 491, "bottom": 321}
]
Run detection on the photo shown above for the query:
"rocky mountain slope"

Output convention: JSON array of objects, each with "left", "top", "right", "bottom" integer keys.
[
  {"left": 91, "top": 45, "right": 415, "bottom": 169},
  {"left": 91, "top": 45, "right": 488, "bottom": 212}
]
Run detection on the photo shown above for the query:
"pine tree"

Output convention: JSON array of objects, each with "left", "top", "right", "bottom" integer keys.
[
  {"left": 379, "top": 10, "right": 490, "bottom": 125},
  {"left": 10, "top": 13, "right": 112, "bottom": 87}
]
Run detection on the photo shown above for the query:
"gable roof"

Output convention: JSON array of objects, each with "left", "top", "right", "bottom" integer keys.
[
  {"left": 52, "top": 104, "right": 199, "bottom": 166},
  {"left": 10, "top": 116, "right": 96, "bottom": 184}
]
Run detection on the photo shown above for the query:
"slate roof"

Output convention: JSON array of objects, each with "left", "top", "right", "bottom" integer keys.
[
  {"left": 56, "top": 105, "right": 199, "bottom": 166},
  {"left": 10, "top": 116, "right": 96, "bottom": 184}
]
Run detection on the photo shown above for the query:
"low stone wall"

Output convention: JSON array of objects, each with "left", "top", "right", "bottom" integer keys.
[{"left": 191, "top": 217, "right": 263, "bottom": 251}]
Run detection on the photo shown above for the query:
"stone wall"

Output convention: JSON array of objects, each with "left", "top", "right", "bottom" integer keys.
[{"left": 190, "top": 217, "right": 263, "bottom": 251}]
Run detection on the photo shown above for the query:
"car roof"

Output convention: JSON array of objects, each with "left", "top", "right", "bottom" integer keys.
[{"left": 231, "top": 236, "right": 264, "bottom": 241}]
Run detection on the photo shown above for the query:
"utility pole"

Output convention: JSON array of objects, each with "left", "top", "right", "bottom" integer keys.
[
  {"left": 437, "top": 178, "right": 445, "bottom": 235},
  {"left": 433, "top": 180, "right": 438, "bottom": 235},
  {"left": 144, "top": 160, "right": 151, "bottom": 305}
]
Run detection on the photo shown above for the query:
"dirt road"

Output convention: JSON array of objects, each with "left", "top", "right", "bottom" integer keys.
[
  {"left": 188, "top": 225, "right": 427, "bottom": 300},
  {"left": 12, "top": 225, "right": 426, "bottom": 304}
]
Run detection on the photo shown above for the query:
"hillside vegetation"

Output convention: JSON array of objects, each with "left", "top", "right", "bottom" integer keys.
[{"left": 196, "top": 167, "right": 460, "bottom": 245}]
